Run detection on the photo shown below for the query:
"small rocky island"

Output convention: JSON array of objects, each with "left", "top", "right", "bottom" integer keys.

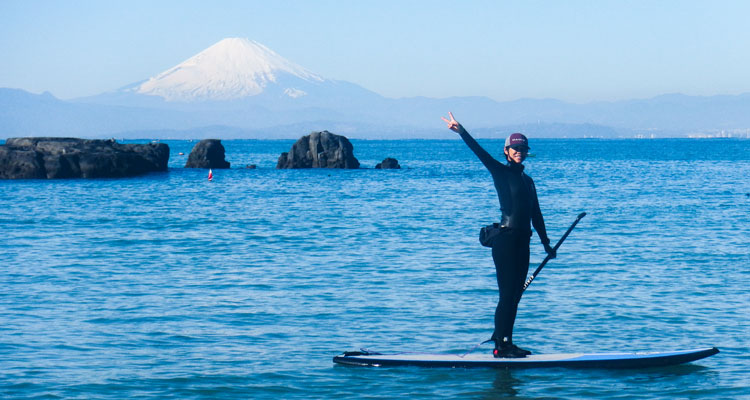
[
  {"left": 375, "top": 157, "right": 401, "bottom": 169},
  {"left": 185, "top": 139, "right": 231, "bottom": 169},
  {"left": 276, "top": 131, "right": 360, "bottom": 169},
  {"left": 0, "top": 137, "right": 169, "bottom": 179}
]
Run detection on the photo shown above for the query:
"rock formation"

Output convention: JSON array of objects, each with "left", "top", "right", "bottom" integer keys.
[
  {"left": 185, "top": 139, "right": 231, "bottom": 169},
  {"left": 0, "top": 137, "right": 169, "bottom": 179},
  {"left": 375, "top": 157, "right": 401, "bottom": 169},
  {"left": 276, "top": 131, "right": 359, "bottom": 169}
]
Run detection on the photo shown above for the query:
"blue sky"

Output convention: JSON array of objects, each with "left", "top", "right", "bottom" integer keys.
[{"left": 1, "top": 0, "right": 749, "bottom": 103}]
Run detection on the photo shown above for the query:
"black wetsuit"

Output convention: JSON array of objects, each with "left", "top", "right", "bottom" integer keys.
[{"left": 456, "top": 125, "right": 551, "bottom": 346}]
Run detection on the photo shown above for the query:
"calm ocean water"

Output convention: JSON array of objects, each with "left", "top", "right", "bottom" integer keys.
[{"left": 1, "top": 138, "right": 749, "bottom": 399}]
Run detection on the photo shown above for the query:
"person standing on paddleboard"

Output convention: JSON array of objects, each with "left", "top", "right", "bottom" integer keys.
[{"left": 442, "top": 112, "right": 556, "bottom": 358}]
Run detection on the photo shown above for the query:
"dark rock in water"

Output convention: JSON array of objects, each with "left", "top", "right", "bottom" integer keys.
[
  {"left": 0, "top": 146, "right": 45, "bottom": 179},
  {"left": 0, "top": 137, "right": 169, "bottom": 179},
  {"left": 185, "top": 139, "right": 231, "bottom": 169},
  {"left": 375, "top": 157, "right": 401, "bottom": 169},
  {"left": 276, "top": 130, "right": 360, "bottom": 169}
]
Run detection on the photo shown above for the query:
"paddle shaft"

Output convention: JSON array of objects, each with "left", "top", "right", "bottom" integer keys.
[{"left": 521, "top": 212, "right": 586, "bottom": 293}]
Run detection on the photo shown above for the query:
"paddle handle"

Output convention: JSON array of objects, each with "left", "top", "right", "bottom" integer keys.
[{"left": 521, "top": 212, "right": 586, "bottom": 293}]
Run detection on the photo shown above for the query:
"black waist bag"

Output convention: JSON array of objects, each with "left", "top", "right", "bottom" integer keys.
[{"left": 479, "top": 223, "right": 503, "bottom": 247}]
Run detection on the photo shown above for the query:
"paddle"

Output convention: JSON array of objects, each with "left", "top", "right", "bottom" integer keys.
[{"left": 521, "top": 212, "right": 587, "bottom": 294}]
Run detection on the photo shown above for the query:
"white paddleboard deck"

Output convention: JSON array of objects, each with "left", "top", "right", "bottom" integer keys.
[{"left": 333, "top": 347, "right": 719, "bottom": 369}]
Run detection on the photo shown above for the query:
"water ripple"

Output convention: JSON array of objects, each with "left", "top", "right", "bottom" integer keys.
[{"left": 1, "top": 139, "right": 748, "bottom": 399}]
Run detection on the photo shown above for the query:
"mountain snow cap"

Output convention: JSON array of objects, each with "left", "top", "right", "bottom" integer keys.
[{"left": 134, "top": 38, "right": 324, "bottom": 101}]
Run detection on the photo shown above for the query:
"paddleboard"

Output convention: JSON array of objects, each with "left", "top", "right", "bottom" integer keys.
[{"left": 333, "top": 347, "right": 718, "bottom": 369}]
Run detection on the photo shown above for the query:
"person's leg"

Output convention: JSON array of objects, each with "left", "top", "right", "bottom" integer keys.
[
  {"left": 505, "top": 233, "right": 531, "bottom": 342},
  {"left": 491, "top": 232, "right": 531, "bottom": 358},
  {"left": 491, "top": 233, "right": 518, "bottom": 346},
  {"left": 504, "top": 233, "right": 531, "bottom": 355}
]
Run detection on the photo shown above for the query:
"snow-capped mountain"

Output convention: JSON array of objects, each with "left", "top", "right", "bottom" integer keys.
[
  {"left": 4, "top": 38, "right": 749, "bottom": 139},
  {"left": 131, "top": 38, "right": 325, "bottom": 102}
]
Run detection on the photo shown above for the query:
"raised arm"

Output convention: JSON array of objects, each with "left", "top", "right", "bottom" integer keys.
[{"left": 441, "top": 112, "right": 501, "bottom": 170}]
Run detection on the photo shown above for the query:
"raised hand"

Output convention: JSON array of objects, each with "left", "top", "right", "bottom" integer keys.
[{"left": 441, "top": 112, "right": 460, "bottom": 132}]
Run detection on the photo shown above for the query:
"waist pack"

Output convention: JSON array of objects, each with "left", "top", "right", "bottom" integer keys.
[{"left": 479, "top": 223, "right": 503, "bottom": 247}]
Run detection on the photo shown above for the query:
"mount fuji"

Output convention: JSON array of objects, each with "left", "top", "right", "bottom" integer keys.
[
  {"left": 132, "top": 38, "right": 326, "bottom": 102},
  {"left": 82, "top": 38, "right": 385, "bottom": 111}
]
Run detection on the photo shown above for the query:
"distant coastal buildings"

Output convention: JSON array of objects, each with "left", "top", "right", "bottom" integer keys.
[
  {"left": 686, "top": 129, "right": 750, "bottom": 138},
  {"left": 630, "top": 128, "right": 750, "bottom": 139}
]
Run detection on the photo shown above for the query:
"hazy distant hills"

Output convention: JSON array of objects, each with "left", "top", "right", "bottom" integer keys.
[{"left": 2, "top": 38, "right": 749, "bottom": 139}]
